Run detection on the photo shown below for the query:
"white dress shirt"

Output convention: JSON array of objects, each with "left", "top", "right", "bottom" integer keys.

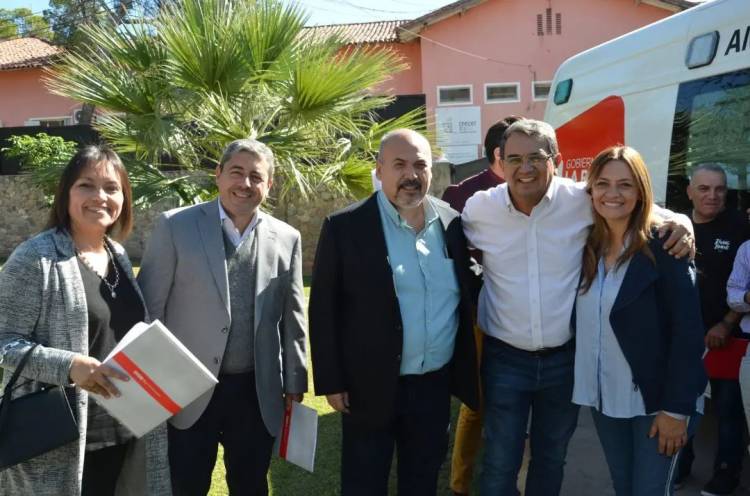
[
  {"left": 462, "top": 176, "right": 689, "bottom": 352},
  {"left": 462, "top": 176, "right": 590, "bottom": 350},
  {"left": 217, "top": 199, "right": 260, "bottom": 247}
]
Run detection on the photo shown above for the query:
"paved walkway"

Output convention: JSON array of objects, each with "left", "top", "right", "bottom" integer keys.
[{"left": 561, "top": 404, "right": 750, "bottom": 496}]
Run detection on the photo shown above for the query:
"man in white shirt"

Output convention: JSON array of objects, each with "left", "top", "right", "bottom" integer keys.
[{"left": 462, "top": 119, "right": 692, "bottom": 496}]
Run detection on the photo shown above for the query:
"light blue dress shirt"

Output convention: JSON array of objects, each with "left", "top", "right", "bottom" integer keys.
[
  {"left": 376, "top": 191, "right": 460, "bottom": 375},
  {"left": 573, "top": 257, "right": 702, "bottom": 418},
  {"left": 573, "top": 257, "right": 649, "bottom": 418}
]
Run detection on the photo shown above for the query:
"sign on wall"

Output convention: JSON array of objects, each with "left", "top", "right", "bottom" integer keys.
[
  {"left": 439, "top": 145, "right": 479, "bottom": 165},
  {"left": 435, "top": 106, "right": 482, "bottom": 164}
]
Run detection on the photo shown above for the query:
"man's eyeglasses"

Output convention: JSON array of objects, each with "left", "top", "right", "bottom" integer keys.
[{"left": 504, "top": 152, "right": 553, "bottom": 168}]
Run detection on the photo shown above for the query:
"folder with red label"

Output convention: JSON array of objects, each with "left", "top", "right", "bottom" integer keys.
[
  {"left": 92, "top": 320, "right": 218, "bottom": 437},
  {"left": 275, "top": 400, "right": 318, "bottom": 472},
  {"left": 704, "top": 338, "right": 750, "bottom": 380}
]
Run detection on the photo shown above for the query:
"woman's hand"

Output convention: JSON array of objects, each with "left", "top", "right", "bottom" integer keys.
[
  {"left": 69, "top": 354, "right": 129, "bottom": 399},
  {"left": 648, "top": 412, "right": 687, "bottom": 456}
]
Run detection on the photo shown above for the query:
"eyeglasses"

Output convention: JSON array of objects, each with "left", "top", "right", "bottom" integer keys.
[{"left": 504, "top": 152, "right": 553, "bottom": 168}]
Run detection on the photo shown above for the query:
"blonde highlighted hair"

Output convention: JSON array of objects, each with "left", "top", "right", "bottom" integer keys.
[{"left": 580, "top": 145, "right": 656, "bottom": 293}]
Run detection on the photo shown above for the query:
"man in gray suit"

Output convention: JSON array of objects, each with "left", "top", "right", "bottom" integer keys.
[{"left": 138, "top": 138, "right": 307, "bottom": 496}]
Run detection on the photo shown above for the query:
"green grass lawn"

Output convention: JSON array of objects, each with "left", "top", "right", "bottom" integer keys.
[
  {"left": 207, "top": 282, "right": 469, "bottom": 495},
  {"left": 208, "top": 388, "right": 464, "bottom": 496}
]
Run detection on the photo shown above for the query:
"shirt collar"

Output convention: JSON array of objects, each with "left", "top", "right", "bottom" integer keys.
[
  {"left": 376, "top": 190, "right": 438, "bottom": 231},
  {"left": 217, "top": 199, "right": 260, "bottom": 234}
]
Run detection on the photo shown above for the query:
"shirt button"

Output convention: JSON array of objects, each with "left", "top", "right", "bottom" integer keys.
[
  {"left": 213, "top": 357, "right": 220, "bottom": 365},
  {"left": 221, "top": 327, "right": 228, "bottom": 334}
]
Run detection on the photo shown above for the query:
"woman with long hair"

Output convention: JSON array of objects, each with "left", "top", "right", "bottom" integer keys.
[
  {"left": 572, "top": 145, "right": 706, "bottom": 495},
  {"left": 0, "top": 145, "right": 170, "bottom": 495}
]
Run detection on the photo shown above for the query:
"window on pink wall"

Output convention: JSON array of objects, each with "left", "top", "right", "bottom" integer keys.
[
  {"left": 438, "top": 85, "right": 473, "bottom": 106},
  {"left": 532, "top": 81, "right": 552, "bottom": 101},
  {"left": 24, "top": 117, "right": 72, "bottom": 127},
  {"left": 485, "top": 83, "right": 520, "bottom": 104}
]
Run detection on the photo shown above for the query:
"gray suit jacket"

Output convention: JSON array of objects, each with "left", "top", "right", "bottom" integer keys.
[
  {"left": 138, "top": 200, "right": 307, "bottom": 435},
  {"left": 0, "top": 229, "right": 171, "bottom": 496}
]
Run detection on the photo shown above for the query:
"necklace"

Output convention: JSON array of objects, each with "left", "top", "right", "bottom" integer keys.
[{"left": 77, "top": 242, "right": 120, "bottom": 298}]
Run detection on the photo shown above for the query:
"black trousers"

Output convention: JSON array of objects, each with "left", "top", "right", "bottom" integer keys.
[
  {"left": 81, "top": 443, "right": 129, "bottom": 496},
  {"left": 341, "top": 366, "right": 452, "bottom": 496},
  {"left": 168, "top": 372, "right": 275, "bottom": 496}
]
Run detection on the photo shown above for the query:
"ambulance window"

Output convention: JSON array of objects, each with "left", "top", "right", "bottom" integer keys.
[
  {"left": 667, "top": 68, "right": 750, "bottom": 212},
  {"left": 554, "top": 79, "right": 572, "bottom": 105},
  {"left": 686, "top": 31, "right": 719, "bottom": 69}
]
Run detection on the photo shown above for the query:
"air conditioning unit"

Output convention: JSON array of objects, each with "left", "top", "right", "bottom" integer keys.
[{"left": 72, "top": 109, "right": 98, "bottom": 125}]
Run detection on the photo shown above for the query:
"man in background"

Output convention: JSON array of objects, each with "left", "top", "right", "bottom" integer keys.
[{"left": 677, "top": 164, "right": 750, "bottom": 496}]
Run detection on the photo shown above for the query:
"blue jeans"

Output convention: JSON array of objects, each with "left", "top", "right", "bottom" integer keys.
[
  {"left": 710, "top": 379, "right": 748, "bottom": 471},
  {"left": 592, "top": 409, "right": 699, "bottom": 496},
  {"left": 480, "top": 337, "right": 579, "bottom": 496},
  {"left": 679, "top": 379, "right": 747, "bottom": 478}
]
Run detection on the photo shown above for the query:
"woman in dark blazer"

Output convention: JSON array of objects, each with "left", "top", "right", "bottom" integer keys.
[
  {"left": 0, "top": 146, "right": 170, "bottom": 495},
  {"left": 572, "top": 145, "right": 706, "bottom": 496}
]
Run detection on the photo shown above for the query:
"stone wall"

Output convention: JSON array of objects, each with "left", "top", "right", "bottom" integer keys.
[
  {"left": 0, "top": 162, "right": 452, "bottom": 274},
  {"left": 0, "top": 175, "right": 171, "bottom": 262}
]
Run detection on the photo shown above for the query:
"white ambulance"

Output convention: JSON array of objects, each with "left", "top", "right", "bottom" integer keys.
[{"left": 544, "top": 0, "right": 750, "bottom": 210}]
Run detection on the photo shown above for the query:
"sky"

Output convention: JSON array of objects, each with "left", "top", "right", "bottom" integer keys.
[{"left": 0, "top": 0, "right": 455, "bottom": 25}]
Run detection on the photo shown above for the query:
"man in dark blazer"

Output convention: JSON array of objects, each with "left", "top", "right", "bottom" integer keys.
[{"left": 309, "top": 129, "right": 480, "bottom": 496}]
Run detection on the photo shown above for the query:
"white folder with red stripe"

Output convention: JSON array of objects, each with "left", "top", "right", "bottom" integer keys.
[
  {"left": 93, "top": 319, "right": 219, "bottom": 438},
  {"left": 275, "top": 400, "right": 318, "bottom": 472}
]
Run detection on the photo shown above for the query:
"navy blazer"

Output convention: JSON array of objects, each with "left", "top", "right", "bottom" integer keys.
[
  {"left": 576, "top": 235, "right": 707, "bottom": 416},
  {"left": 308, "top": 194, "right": 481, "bottom": 428}
]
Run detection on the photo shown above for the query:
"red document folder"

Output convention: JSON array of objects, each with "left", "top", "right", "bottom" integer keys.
[
  {"left": 704, "top": 338, "right": 750, "bottom": 380},
  {"left": 275, "top": 400, "right": 318, "bottom": 472}
]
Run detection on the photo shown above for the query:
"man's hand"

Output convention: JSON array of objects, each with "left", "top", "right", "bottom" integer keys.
[
  {"left": 326, "top": 392, "right": 350, "bottom": 413},
  {"left": 705, "top": 322, "right": 732, "bottom": 349},
  {"left": 69, "top": 354, "right": 129, "bottom": 398},
  {"left": 649, "top": 412, "right": 687, "bottom": 456},
  {"left": 658, "top": 222, "right": 694, "bottom": 259},
  {"left": 285, "top": 393, "right": 303, "bottom": 409}
]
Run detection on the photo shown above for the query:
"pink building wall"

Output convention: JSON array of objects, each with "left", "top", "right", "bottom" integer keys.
[
  {"left": 0, "top": 68, "right": 80, "bottom": 127},
  {"left": 371, "top": 41, "right": 423, "bottom": 96},
  {"left": 419, "top": 0, "right": 670, "bottom": 139}
]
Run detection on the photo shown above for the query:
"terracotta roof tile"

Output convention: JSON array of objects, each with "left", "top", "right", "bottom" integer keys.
[
  {"left": 303, "top": 20, "right": 407, "bottom": 45},
  {"left": 0, "top": 38, "right": 62, "bottom": 71}
]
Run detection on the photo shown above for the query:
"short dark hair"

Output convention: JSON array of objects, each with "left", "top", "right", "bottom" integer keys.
[
  {"left": 47, "top": 145, "right": 133, "bottom": 241},
  {"left": 218, "top": 138, "right": 275, "bottom": 177},
  {"left": 500, "top": 118, "right": 559, "bottom": 159},
  {"left": 484, "top": 115, "right": 523, "bottom": 163},
  {"left": 689, "top": 163, "right": 727, "bottom": 185}
]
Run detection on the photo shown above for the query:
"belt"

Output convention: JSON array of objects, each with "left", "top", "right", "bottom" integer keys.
[
  {"left": 487, "top": 335, "right": 573, "bottom": 357},
  {"left": 399, "top": 364, "right": 449, "bottom": 382}
]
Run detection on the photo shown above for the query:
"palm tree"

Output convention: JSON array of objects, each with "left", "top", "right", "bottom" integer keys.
[{"left": 46, "top": 0, "right": 423, "bottom": 207}]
